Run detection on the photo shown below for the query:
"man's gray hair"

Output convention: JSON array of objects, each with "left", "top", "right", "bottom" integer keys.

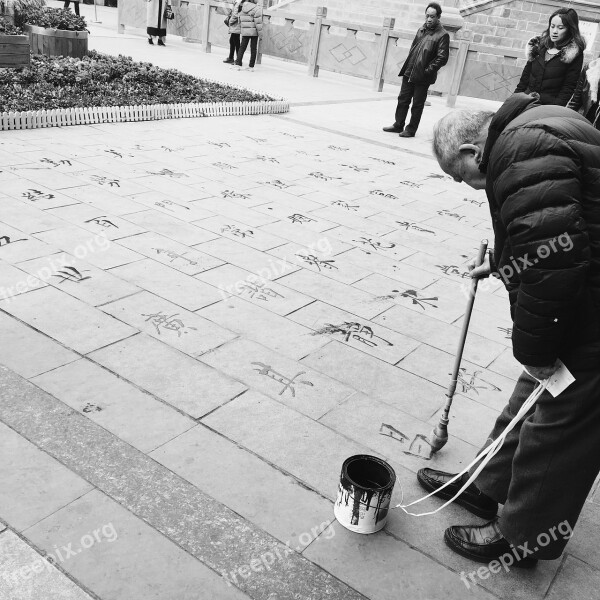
[{"left": 432, "top": 110, "right": 495, "bottom": 176}]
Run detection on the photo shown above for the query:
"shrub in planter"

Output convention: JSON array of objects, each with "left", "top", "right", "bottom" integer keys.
[
  {"left": 15, "top": 6, "right": 88, "bottom": 58},
  {"left": 0, "top": 15, "right": 30, "bottom": 68}
]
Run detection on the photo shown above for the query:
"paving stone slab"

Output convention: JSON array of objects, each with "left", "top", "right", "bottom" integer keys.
[
  {"left": 0, "top": 312, "right": 78, "bottom": 379},
  {"left": 101, "top": 290, "right": 237, "bottom": 357},
  {"left": 0, "top": 197, "right": 68, "bottom": 234},
  {"left": 0, "top": 421, "right": 93, "bottom": 531},
  {"left": 200, "top": 338, "right": 355, "bottom": 419},
  {"left": 16, "top": 252, "right": 140, "bottom": 307},
  {"left": 197, "top": 215, "right": 288, "bottom": 251},
  {"left": 319, "top": 392, "right": 477, "bottom": 474},
  {"left": 353, "top": 273, "right": 464, "bottom": 324},
  {"left": 32, "top": 359, "right": 194, "bottom": 453},
  {"left": 196, "top": 263, "right": 314, "bottom": 316},
  {"left": 0, "top": 287, "right": 136, "bottom": 355},
  {"left": 195, "top": 237, "right": 303, "bottom": 282},
  {"left": 546, "top": 556, "right": 600, "bottom": 600},
  {"left": 397, "top": 344, "right": 514, "bottom": 411},
  {"left": 115, "top": 231, "right": 224, "bottom": 275},
  {"left": 203, "top": 390, "right": 376, "bottom": 500},
  {"left": 344, "top": 252, "right": 440, "bottom": 289},
  {"left": 253, "top": 202, "right": 338, "bottom": 233},
  {"left": 194, "top": 197, "right": 279, "bottom": 228},
  {"left": 0, "top": 224, "right": 58, "bottom": 264},
  {"left": 288, "top": 300, "right": 421, "bottom": 365},
  {"left": 32, "top": 226, "right": 143, "bottom": 270},
  {"left": 303, "top": 524, "right": 497, "bottom": 600},
  {"left": 277, "top": 269, "right": 394, "bottom": 321},
  {"left": 126, "top": 190, "right": 216, "bottom": 222},
  {"left": 151, "top": 425, "right": 334, "bottom": 552},
  {"left": 267, "top": 243, "right": 373, "bottom": 285},
  {"left": 24, "top": 489, "right": 250, "bottom": 600},
  {"left": 0, "top": 529, "right": 94, "bottom": 600},
  {"left": 121, "top": 210, "right": 219, "bottom": 246},
  {"left": 198, "top": 296, "right": 328, "bottom": 361},
  {"left": 2, "top": 179, "right": 81, "bottom": 210},
  {"left": 48, "top": 204, "right": 146, "bottom": 241},
  {"left": 0, "top": 367, "right": 366, "bottom": 600},
  {"left": 108, "top": 258, "right": 223, "bottom": 311},
  {"left": 373, "top": 304, "right": 506, "bottom": 369},
  {"left": 88, "top": 333, "right": 246, "bottom": 418},
  {"left": 257, "top": 222, "right": 352, "bottom": 255},
  {"left": 0, "top": 260, "right": 46, "bottom": 300},
  {"left": 302, "top": 341, "right": 445, "bottom": 421}
]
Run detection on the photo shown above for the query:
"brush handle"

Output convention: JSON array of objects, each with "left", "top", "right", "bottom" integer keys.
[{"left": 441, "top": 239, "right": 488, "bottom": 419}]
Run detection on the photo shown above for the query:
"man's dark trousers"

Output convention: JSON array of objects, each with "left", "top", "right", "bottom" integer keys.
[
  {"left": 394, "top": 76, "right": 429, "bottom": 134},
  {"left": 470, "top": 366, "right": 600, "bottom": 559}
]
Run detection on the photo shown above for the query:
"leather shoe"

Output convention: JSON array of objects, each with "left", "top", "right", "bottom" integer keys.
[
  {"left": 398, "top": 130, "right": 415, "bottom": 138},
  {"left": 417, "top": 468, "right": 498, "bottom": 519},
  {"left": 445, "top": 519, "right": 538, "bottom": 568},
  {"left": 383, "top": 125, "right": 402, "bottom": 133}
]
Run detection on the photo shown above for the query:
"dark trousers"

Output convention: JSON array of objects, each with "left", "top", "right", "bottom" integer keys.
[
  {"left": 64, "top": 0, "right": 80, "bottom": 16},
  {"left": 471, "top": 368, "right": 600, "bottom": 559},
  {"left": 228, "top": 33, "right": 241, "bottom": 61},
  {"left": 394, "top": 76, "right": 430, "bottom": 134},
  {"left": 236, "top": 36, "right": 258, "bottom": 68}
]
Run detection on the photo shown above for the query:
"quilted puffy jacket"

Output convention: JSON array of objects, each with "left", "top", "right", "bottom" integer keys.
[
  {"left": 227, "top": 1, "right": 242, "bottom": 35},
  {"left": 514, "top": 36, "right": 584, "bottom": 106},
  {"left": 239, "top": 1, "right": 262, "bottom": 37},
  {"left": 481, "top": 93, "right": 600, "bottom": 368}
]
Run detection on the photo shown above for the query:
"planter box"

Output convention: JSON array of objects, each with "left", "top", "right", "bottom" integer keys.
[
  {"left": 25, "top": 24, "right": 88, "bottom": 59},
  {"left": 0, "top": 34, "right": 30, "bottom": 68}
]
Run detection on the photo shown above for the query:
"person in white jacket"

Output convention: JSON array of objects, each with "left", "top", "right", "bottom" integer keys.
[{"left": 234, "top": 0, "right": 263, "bottom": 70}]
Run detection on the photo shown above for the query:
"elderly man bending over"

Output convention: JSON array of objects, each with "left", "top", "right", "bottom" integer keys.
[{"left": 419, "top": 93, "right": 600, "bottom": 569}]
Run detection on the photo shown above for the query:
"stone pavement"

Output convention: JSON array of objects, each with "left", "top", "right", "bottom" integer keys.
[{"left": 1, "top": 4, "right": 599, "bottom": 600}]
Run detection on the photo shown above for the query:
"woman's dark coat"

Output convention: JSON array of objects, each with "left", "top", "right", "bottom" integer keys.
[
  {"left": 481, "top": 94, "right": 600, "bottom": 368},
  {"left": 514, "top": 37, "right": 584, "bottom": 105}
]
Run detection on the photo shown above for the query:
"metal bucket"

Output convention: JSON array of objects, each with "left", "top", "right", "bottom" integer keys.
[{"left": 334, "top": 455, "right": 396, "bottom": 534}]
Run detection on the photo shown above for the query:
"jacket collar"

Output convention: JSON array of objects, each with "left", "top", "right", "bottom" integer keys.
[
  {"left": 480, "top": 93, "right": 540, "bottom": 174},
  {"left": 526, "top": 36, "right": 581, "bottom": 64},
  {"left": 587, "top": 57, "right": 600, "bottom": 104}
]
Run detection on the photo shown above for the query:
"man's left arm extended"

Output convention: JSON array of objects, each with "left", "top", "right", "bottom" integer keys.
[
  {"left": 425, "top": 33, "right": 450, "bottom": 77},
  {"left": 495, "top": 134, "right": 590, "bottom": 371}
]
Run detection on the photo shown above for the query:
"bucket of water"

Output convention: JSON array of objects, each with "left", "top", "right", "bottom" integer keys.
[{"left": 334, "top": 454, "right": 396, "bottom": 534}]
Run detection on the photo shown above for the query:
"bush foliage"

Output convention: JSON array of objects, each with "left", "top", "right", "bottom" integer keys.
[
  {"left": 13, "top": 6, "right": 88, "bottom": 31},
  {"left": 0, "top": 51, "right": 275, "bottom": 112}
]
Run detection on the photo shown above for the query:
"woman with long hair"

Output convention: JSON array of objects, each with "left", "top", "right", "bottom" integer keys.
[{"left": 514, "top": 8, "right": 585, "bottom": 105}]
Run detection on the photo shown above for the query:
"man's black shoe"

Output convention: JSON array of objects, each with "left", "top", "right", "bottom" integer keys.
[
  {"left": 223, "top": 58, "right": 234, "bottom": 63},
  {"left": 383, "top": 125, "right": 403, "bottom": 133},
  {"left": 399, "top": 130, "right": 415, "bottom": 138},
  {"left": 417, "top": 468, "right": 498, "bottom": 519},
  {"left": 444, "top": 521, "right": 538, "bottom": 568}
]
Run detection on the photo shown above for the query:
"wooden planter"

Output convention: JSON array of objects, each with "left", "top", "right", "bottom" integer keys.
[
  {"left": 0, "top": 34, "right": 30, "bottom": 68},
  {"left": 25, "top": 25, "right": 88, "bottom": 59}
]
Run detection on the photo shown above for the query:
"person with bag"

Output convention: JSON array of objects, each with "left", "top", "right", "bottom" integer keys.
[
  {"left": 568, "top": 54, "right": 600, "bottom": 129},
  {"left": 223, "top": 1, "right": 242, "bottom": 65},
  {"left": 514, "top": 8, "right": 585, "bottom": 105},
  {"left": 146, "top": 0, "right": 173, "bottom": 47},
  {"left": 426, "top": 94, "right": 600, "bottom": 568},
  {"left": 234, "top": 0, "right": 263, "bottom": 71}
]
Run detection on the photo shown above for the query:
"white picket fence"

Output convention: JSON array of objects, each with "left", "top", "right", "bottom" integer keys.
[{"left": 0, "top": 99, "right": 290, "bottom": 131}]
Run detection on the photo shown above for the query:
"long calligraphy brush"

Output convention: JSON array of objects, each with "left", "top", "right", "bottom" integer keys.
[{"left": 430, "top": 239, "right": 488, "bottom": 453}]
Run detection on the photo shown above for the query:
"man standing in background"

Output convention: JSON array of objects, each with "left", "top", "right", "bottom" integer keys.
[{"left": 383, "top": 2, "right": 449, "bottom": 138}]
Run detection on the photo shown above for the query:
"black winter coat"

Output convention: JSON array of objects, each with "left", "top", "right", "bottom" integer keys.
[
  {"left": 481, "top": 94, "right": 600, "bottom": 369},
  {"left": 568, "top": 58, "right": 600, "bottom": 129},
  {"left": 399, "top": 23, "right": 449, "bottom": 85},
  {"left": 514, "top": 37, "right": 583, "bottom": 106}
]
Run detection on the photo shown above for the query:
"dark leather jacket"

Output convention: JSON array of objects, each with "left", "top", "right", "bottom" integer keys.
[{"left": 399, "top": 23, "right": 450, "bottom": 85}]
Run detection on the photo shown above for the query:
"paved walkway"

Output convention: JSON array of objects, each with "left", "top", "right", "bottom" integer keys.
[{"left": 1, "top": 5, "right": 598, "bottom": 600}]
